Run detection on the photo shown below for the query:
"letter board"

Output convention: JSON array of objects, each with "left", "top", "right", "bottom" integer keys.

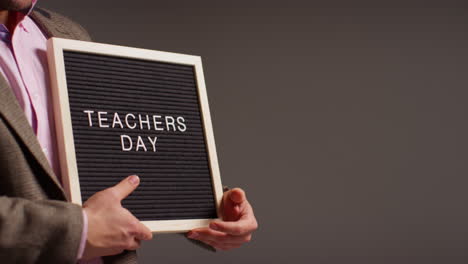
[{"left": 47, "top": 37, "right": 223, "bottom": 233}]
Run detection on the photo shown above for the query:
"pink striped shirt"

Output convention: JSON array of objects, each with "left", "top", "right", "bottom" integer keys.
[{"left": 0, "top": 2, "right": 100, "bottom": 263}]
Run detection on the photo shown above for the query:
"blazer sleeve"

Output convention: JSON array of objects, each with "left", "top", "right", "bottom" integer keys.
[{"left": 0, "top": 196, "right": 84, "bottom": 264}]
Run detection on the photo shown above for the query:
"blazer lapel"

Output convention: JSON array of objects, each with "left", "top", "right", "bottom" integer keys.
[
  {"left": 30, "top": 9, "right": 75, "bottom": 40},
  {"left": 30, "top": 8, "right": 92, "bottom": 41}
]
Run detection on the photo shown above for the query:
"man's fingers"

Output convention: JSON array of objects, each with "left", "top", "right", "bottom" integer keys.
[
  {"left": 132, "top": 221, "right": 153, "bottom": 241},
  {"left": 110, "top": 175, "right": 140, "bottom": 201},
  {"left": 126, "top": 238, "right": 142, "bottom": 251},
  {"left": 187, "top": 228, "right": 252, "bottom": 244},
  {"left": 186, "top": 193, "right": 257, "bottom": 250},
  {"left": 209, "top": 218, "right": 258, "bottom": 236}
]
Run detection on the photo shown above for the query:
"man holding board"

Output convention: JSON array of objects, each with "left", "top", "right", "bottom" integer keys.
[{"left": 0, "top": 0, "right": 258, "bottom": 263}]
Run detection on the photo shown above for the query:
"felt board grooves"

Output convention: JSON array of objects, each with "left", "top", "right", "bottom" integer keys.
[{"left": 63, "top": 51, "right": 217, "bottom": 221}]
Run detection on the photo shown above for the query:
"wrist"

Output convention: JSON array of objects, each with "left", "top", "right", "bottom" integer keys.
[{"left": 81, "top": 207, "right": 100, "bottom": 260}]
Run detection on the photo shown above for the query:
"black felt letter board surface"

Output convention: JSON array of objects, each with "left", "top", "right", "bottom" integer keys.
[{"left": 63, "top": 50, "right": 217, "bottom": 221}]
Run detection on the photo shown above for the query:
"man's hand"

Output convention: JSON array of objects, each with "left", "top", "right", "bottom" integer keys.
[
  {"left": 187, "top": 188, "right": 258, "bottom": 250},
  {"left": 81, "top": 175, "right": 153, "bottom": 260}
]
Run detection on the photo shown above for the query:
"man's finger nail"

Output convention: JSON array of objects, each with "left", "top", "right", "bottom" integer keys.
[
  {"left": 129, "top": 175, "right": 140, "bottom": 185},
  {"left": 210, "top": 223, "right": 219, "bottom": 231}
]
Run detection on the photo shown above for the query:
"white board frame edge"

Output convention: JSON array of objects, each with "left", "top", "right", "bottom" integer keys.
[{"left": 46, "top": 37, "right": 224, "bottom": 233}]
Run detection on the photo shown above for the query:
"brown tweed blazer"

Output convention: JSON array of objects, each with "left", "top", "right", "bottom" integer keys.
[{"left": 0, "top": 7, "right": 137, "bottom": 264}]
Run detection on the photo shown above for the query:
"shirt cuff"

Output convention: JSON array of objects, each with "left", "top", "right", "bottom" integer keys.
[{"left": 77, "top": 208, "right": 88, "bottom": 260}]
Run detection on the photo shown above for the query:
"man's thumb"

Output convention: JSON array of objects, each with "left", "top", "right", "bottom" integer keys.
[{"left": 111, "top": 175, "right": 140, "bottom": 200}]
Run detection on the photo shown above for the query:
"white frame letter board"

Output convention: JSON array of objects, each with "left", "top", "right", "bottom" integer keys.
[{"left": 47, "top": 37, "right": 223, "bottom": 233}]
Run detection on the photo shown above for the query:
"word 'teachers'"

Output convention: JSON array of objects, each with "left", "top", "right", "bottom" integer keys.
[{"left": 82, "top": 110, "right": 187, "bottom": 152}]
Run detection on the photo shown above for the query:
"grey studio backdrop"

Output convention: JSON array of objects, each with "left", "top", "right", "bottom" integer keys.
[{"left": 41, "top": 1, "right": 468, "bottom": 264}]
